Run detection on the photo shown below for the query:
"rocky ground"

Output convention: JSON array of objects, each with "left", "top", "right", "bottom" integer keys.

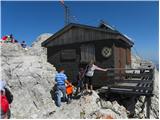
[{"left": 0, "top": 33, "right": 159, "bottom": 119}]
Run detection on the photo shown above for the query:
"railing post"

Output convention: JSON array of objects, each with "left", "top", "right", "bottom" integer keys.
[{"left": 146, "top": 96, "right": 151, "bottom": 118}]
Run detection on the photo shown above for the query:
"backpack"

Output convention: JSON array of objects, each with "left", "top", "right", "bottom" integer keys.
[{"left": 4, "top": 88, "right": 13, "bottom": 104}]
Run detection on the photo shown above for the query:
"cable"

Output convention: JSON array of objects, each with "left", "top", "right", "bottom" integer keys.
[
  {"left": 82, "top": 18, "right": 100, "bottom": 25},
  {"left": 132, "top": 46, "right": 144, "bottom": 61}
]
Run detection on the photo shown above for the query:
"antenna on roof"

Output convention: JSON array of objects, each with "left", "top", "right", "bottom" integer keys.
[
  {"left": 99, "top": 19, "right": 116, "bottom": 30},
  {"left": 60, "top": 0, "right": 70, "bottom": 25}
]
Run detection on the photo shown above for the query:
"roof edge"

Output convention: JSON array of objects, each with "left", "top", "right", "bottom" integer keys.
[{"left": 42, "top": 23, "right": 134, "bottom": 47}]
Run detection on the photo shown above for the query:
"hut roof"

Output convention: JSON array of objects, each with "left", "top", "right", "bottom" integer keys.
[{"left": 42, "top": 23, "right": 134, "bottom": 47}]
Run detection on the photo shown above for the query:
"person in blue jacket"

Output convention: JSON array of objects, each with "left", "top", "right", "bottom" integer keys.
[{"left": 55, "top": 67, "right": 72, "bottom": 107}]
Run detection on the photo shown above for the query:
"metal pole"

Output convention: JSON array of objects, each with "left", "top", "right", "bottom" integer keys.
[
  {"left": 67, "top": 6, "right": 70, "bottom": 24},
  {"left": 63, "top": 4, "right": 69, "bottom": 25},
  {"left": 64, "top": 5, "right": 67, "bottom": 25},
  {"left": 146, "top": 96, "right": 151, "bottom": 118},
  {"left": 60, "top": 1, "right": 70, "bottom": 25}
]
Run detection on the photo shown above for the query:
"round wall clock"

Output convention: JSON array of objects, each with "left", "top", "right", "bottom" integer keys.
[{"left": 101, "top": 47, "right": 112, "bottom": 58}]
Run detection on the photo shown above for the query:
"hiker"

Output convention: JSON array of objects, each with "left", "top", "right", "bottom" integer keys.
[
  {"left": 0, "top": 86, "right": 10, "bottom": 119},
  {"left": 1, "top": 34, "right": 13, "bottom": 43},
  {"left": 21, "top": 41, "right": 27, "bottom": 49},
  {"left": 0, "top": 80, "right": 13, "bottom": 104},
  {"left": 6, "top": 35, "right": 12, "bottom": 43},
  {"left": 1, "top": 35, "right": 8, "bottom": 43},
  {"left": 14, "top": 40, "right": 18, "bottom": 43},
  {"left": 55, "top": 67, "right": 72, "bottom": 107},
  {"left": 84, "top": 60, "right": 108, "bottom": 95},
  {"left": 9, "top": 34, "right": 14, "bottom": 43},
  {"left": 76, "top": 67, "right": 85, "bottom": 95}
]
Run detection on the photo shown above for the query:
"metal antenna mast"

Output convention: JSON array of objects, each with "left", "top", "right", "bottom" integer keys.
[{"left": 60, "top": 0, "right": 70, "bottom": 25}]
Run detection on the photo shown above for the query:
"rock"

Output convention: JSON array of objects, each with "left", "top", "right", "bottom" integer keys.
[
  {"left": 100, "top": 100, "right": 112, "bottom": 109},
  {"left": 50, "top": 91, "right": 128, "bottom": 119},
  {"left": 1, "top": 40, "right": 56, "bottom": 118},
  {"left": 29, "top": 33, "right": 52, "bottom": 57}
]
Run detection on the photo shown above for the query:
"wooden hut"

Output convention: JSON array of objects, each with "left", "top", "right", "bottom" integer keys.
[{"left": 42, "top": 22, "right": 134, "bottom": 87}]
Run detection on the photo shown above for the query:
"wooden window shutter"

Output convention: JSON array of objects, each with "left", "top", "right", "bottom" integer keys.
[{"left": 80, "top": 44, "right": 95, "bottom": 63}]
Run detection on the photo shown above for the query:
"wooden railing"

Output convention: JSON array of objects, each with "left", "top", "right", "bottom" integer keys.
[
  {"left": 100, "top": 68, "right": 154, "bottom": 96},
  {"left": 99, "top": 68, "right": 155, "bottom": 118}
]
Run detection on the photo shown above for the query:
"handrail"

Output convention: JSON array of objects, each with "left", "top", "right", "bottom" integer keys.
[{"left": 107, "top": 68, "right": 154, "bottom": 70}]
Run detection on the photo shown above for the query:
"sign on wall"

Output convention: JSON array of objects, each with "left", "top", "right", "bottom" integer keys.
[{"left": 101, "top": 47, "right": 112, "bottom": 58}]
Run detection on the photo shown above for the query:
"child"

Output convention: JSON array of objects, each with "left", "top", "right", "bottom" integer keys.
[
  {"left": 55, "top": 67, "right": 71, "bottom": 107},
  {"left": 76, "top": 67, "right": 85, "bottom": 95}
]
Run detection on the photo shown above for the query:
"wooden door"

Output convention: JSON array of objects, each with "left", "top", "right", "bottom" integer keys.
[{"left": 114, "top": 47, "right": 126, "bottom": 79}]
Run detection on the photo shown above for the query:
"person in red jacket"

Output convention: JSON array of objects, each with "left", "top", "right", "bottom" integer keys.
[{"left": 0, "top": 90, "right": 9, "bottom": 119}]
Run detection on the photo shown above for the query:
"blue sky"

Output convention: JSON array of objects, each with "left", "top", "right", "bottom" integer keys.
[{"left": 1, "top": 1, "right": 159, "bottom": 62}]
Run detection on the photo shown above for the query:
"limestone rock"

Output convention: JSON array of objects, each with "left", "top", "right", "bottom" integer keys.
[
  {"left": 51, "top": 91, "right": 128, "bottom": 119},
  {"left": 1, "top": 41, "right": 56, "bottom": 118}
]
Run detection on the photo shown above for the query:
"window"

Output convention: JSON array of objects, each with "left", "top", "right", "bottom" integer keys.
[{"left": 80, "top": 44, "right": 95, "bottom": 63}]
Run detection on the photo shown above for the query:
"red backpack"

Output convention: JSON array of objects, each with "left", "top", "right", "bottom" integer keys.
[{"left": 1, "top": 95, "right": 9, "bottom": 113}]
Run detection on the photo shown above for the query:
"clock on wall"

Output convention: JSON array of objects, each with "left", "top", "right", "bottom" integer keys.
[{"left": 101, "top": 47, "right": 112, "bottom": 58}]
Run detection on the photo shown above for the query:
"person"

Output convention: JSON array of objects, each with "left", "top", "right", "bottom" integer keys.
[
  {"left": 21, "top": 41, "right": 27, "bottom": 49},
  {"left": 0, "top": 91, "right": 9, "bottom": 119},
  {"left": 55, "top": 67, "right": 72, "bottom": 107},
  {"left": 1, "top": 36, "right": 8, "bottom": 43},
  {"left": 9, "top": 34, "right": 14, "bottom": 43},
  {"left": 0, "top": 86, "right": 10, "bottom": 119},
  {"left": 14, "top": 40, "right": 18, "bottom": 43},
  {"left": 6, "top": 35, "right": 12, "bottom": 43},
  {"left": 76, "top": 67, "right": 85, "bottom": 95},
  {"left": 84, "top": 60, "right": 108, "bottom": 95},
  {"left": 0, "top": 80, "right": 13, "bottom": 104}
]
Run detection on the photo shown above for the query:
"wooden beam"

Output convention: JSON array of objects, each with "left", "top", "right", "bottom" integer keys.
[
  {"left": 107, "top": 80, "right": 153, "bottom": 84},
  {"left": 108, "top": 89, "right": 153, "bottom": 96},
  {"left": 146, "top": 96, "right": 151, "bottom": 118},
  {"left": 110, "top": 85, "right": 153, "bottom": 91}
]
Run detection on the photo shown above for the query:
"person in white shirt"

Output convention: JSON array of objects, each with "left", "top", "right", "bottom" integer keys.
[{"left": 84, "top": 60, "right": 108, "bottom": 94}]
